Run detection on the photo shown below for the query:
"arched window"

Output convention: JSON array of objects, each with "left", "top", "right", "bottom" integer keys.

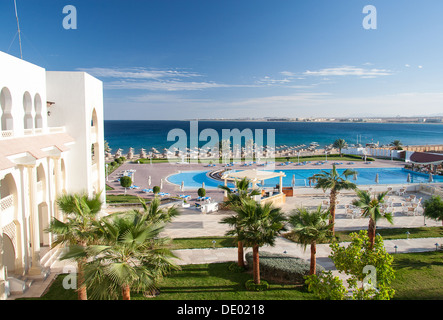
[
  {"left": 34, "top": 93, "right": 43, "bottom": 129},
  {"left": 23, "top": 91, "right": 33, "bottom": 130},
  {"left": 1, "top": 87, "right": 13, "bottom": 132}
]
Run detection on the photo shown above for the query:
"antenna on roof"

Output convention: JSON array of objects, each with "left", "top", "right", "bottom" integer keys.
[{"left": 14, "top": 0, "right": 23, "bottom": 59}]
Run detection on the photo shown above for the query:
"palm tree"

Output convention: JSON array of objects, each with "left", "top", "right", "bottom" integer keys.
[
  {"left": 219, "top": 177, "right": 261, "bottom": 268},
  {"left": 391, "top": 140, "right": 403, "bottom": 150},
  {"left": 234, "top": 199, "right": 287, "bottom": 284},
  {"left": 137, "top": 196, "right": 179, "bottom": 224},
  {"left": 352, "top": 189, "right": 394, "bottom": 249},
  {"left": 423, "top": 195, "right": 443, "bottom": 225},
  {"left": 46, "top": 192, "right": 103, "bottom": 300},
  {"left": 310, "top": 164, "right": 357, "bottom": 235},
  {"left": 65, "top": 209, "right": 180, "bottom": 300},
  {"left": 333, "top": 139, "right": 348, "bottom": 157},
  {"left": 288, "top": 206, "right": 331, "bottom": 275}
]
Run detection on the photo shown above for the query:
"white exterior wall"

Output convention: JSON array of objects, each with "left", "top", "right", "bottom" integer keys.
[
  {"left": 0, "top": 51, "right": 105, "bottom": 299},
  {"left": 46, "top": 72, "right": 105, "bottom": 203}
]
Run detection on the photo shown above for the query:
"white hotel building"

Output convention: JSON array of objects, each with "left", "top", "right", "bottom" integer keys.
[{"left": 0, "top": 51, "right": 106, "bottom": 299}]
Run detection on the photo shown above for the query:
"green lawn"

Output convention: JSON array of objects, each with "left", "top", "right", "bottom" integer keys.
[
  {"left": 285, "top": 227, "right": 443, "bottom": 244},
  {"left": 134, "top": 263, "right": 315, "bottom": 300},
  {"left": 106, "top": 194, "right": 152, "bottom": 204},
  {"left": 171, "top": 237, "right": 237, "bottom": 249},
  {"left": 24, "top": 251, "right": 443, "bottom": 300},
  {"left": 392, "top": 251, "right": 443, "bottom": 300},
  {"left": 23, "top": 263, "right": 314, "bottom": 300}
]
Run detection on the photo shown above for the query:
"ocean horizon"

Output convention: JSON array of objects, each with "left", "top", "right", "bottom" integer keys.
[{"left": 104, "top": 120, "right": 443, "bottom": 154}]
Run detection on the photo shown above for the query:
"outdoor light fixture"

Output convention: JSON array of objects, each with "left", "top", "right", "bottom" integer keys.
[
  {"left": 435, "top": 243, "right": 439, "bottom": 251},
  {"left": 394, "top": 245, "right": 398, "bottom": 253},
  {"left": 406, "top": 231, "right": 410, "bottom": 240}
]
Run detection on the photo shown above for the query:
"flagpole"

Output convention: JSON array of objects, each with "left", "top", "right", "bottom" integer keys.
[{"left": 14, "top": 0, "right": 23, "bottom": 59}]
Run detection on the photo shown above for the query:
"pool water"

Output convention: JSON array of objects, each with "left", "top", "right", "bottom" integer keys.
[{"left": 167, "top": 167, "right": 443, "bottom": 190}]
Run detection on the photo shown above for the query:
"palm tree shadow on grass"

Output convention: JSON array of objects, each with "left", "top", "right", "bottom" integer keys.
[{"left": 392, "top": 252, "right": 443, "bottom": 271}]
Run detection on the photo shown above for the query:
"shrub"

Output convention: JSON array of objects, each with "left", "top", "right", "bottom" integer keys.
[
  {"left": 245, "top": 251, "right": 325, "bottom": 284},
  {"left": 110, "top": 161, "right": 116, "bottom": 166},
  {"left": 119, "top": 176, "right": 132, "bottom": 188},
  {"left": 245, "top": 279, "right": 269, "bottom": 291},
  {"left": 153, "top": 186, "right": 160, "bottom": 194},
  {"left": 198, "top": 188, "right": 206, "bottom": 197},
  {"left": 305, "top": 271, "right": 348, "bottom": 300}
]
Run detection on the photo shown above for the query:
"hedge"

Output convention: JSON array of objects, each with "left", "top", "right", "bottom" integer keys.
[{"left": 245, "top": 251, "right": 325, "bottom": 284}]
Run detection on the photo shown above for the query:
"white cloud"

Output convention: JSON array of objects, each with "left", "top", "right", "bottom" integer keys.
[
  {"left": 303, "top": 65, "right": 393, "bottom": 78},
  {"left": 78, "top": 67, "right": 201, "bottom": 80},
  {"left": 105, "top": 79, "right": 258, "bottom": 91}
]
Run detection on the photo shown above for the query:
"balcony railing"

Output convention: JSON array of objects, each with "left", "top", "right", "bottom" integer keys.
[
  {"left": 0, "top": 194, "right": 14, "bottom": 211},
  {"left": 1, "top": 130, "right": 13, "bottom": 138}
]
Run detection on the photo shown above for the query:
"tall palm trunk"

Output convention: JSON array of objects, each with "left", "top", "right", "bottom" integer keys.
[
  {"left": 237, "top": 240, "right": 245, "bottom": 268},
  {"left": 122, "top": 284, "right": 131, "bottom": 300},
  {"left": 252, "top": 245, "right": 260, "bottom": 285},
  {"left": 309, "top": 240, "right": 317, "bottom": 275},
  {"left": 77, "top": 240, "right": 88, "bottom": 300},
  {"left": 368, "top": 217, "right": 376, "bottom": 250},
  {"left": 329, "top": 189, "right": 337, "bottom": 235},
  {"left": 77, "top": 258, "right": 87, "bottom": 300}
]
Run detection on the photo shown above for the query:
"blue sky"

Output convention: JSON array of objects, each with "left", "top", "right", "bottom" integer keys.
[{"left": 1, "top": 0, "right": 443, "bottom": 120}]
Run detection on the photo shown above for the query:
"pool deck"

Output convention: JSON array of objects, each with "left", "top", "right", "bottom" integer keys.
[{"left": 106, "top": 158, "right": 408, "bottom": 203}]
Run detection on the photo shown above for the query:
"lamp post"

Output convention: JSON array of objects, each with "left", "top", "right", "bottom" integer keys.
[
  {"left": 394, "top": 245, "right": 398, "bottom": 253},
  {"left": 406, "top": 231, "right": 410, "bottom": 240}
]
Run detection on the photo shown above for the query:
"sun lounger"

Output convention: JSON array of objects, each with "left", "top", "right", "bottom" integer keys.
[{"left": 158, "top": 192, "right": 170, "bottom": 197}]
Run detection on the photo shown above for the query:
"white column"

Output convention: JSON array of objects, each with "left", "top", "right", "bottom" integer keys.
[
  {"left": 279, "top": 174, "right": 283, "bottom": 193},
  {"left": 27, "top": 165, "right": 42, "bottom": 275}
]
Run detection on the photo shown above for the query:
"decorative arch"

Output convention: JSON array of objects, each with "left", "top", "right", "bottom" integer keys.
[
  {"left": 23, "top": 91, "right": 33, "bottom": 130},
  {"left": 91, "top": 108, "right": 98, "bottom": 128},
  {"left": 1, "top": 87, "right": 13, "bottom": 132},
  {"left": 34, "top": 93, "right": 43, "bottom": 129},
  {"left": 2, "top": 232, "right": 16, "bottom": 273},
  {"left": 0, "top": 173, "right": 19, "bottom": 221}
]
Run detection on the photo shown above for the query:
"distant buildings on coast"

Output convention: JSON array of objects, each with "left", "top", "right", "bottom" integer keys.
[{"left": 191, "top": 116, "right": 443, "bottom": 124}]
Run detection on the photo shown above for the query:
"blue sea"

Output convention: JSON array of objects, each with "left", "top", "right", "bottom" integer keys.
[{"left": 104, "top": 120, "right": 443, "bottom": 154}]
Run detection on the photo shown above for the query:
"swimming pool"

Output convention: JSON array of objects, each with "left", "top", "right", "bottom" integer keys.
[{"left": 166, "top": 167, "right": 443, "bottom": 190}]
